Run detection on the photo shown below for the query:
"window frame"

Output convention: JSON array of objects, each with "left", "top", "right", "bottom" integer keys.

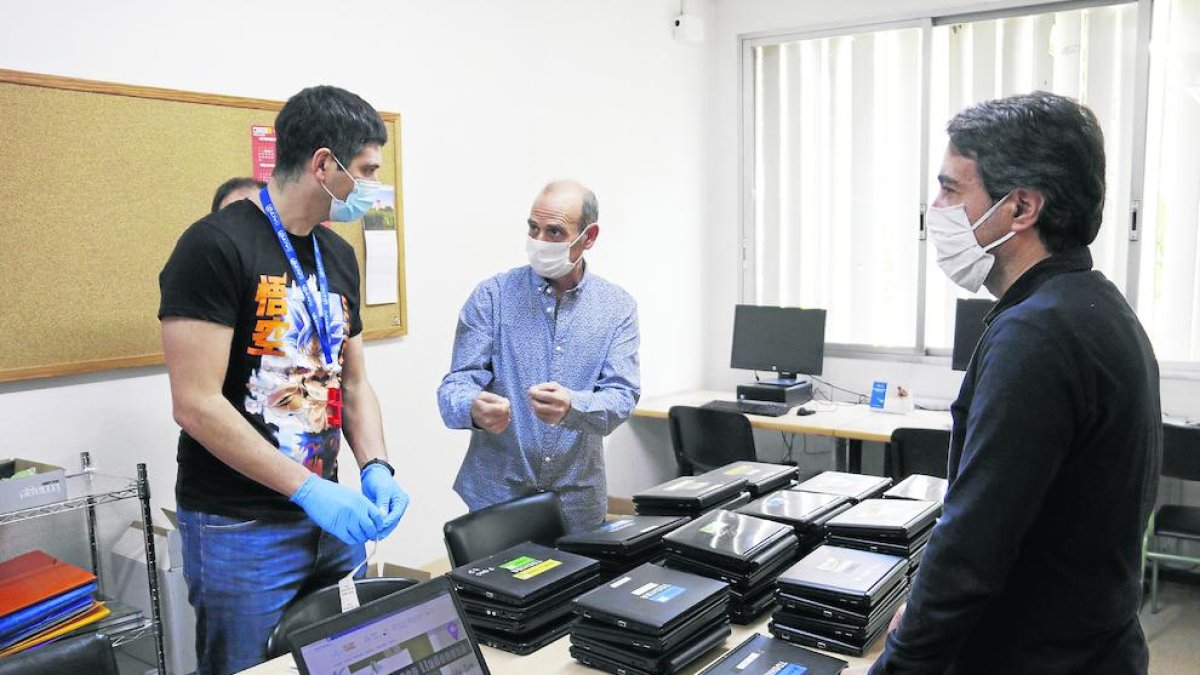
[{"left": 737, "top": 0, "right": 1175, "bottom": 365}]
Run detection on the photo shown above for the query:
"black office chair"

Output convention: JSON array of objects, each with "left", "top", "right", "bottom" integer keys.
[
  {"left": 0, "top": 633, "right": 118, "bottom": 675},
  {"left": 1144, "top": 423, "right": 1200, "bottom": 613},
  {"left": 668, "top": 405, "right": 757, "bottom": 476},
  {"left": 887, "top": 427, "right": 951, "bottom": 481},
  {"left": 443, "top": 492, "right": 569, "bottom": 567},
  {"left": 265, "top": 576, "right": 419, "bottom": 658}
]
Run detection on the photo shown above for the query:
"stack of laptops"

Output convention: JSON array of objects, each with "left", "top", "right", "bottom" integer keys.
[
  {"left": 696, "top": 633, "right": 848, "bottom": 675},
  {"left": 448, "top": 542, "right": 601, "bottom": 654},
  {"left": 883, "top": 473, "right": 949, "bottom": 503},
  {"left": 735, "top": 489, "right": 852, "bottom": 553},
  {"left": 557, "top": 515, "right": 690, "bottom": 579},
  {"left": 662, "top": 510, "right": 799, "bottom": 624},
  {"left": 771, "top": 545, "right": 908, "bottom": 657},
  {"left": 632, "top": 474, "right": 750, "bottom": 518},
  {"left": 824, "top": 499, "right": 940, "bottom": 576},
  {"left": 570, "top": 563, "right": 731, "bottom": 675},
  {"left": 696, "top": 461, "right": 799, "bottom": 497},
  {"left": 793, "top": 471, "right": 892, "bottom": 503}
]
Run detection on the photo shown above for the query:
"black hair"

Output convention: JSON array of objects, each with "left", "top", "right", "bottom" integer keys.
[
  {"left": 947, "top": 91, "right": 1106, "bottom": 253},
  {"left": 273, "top": 85, "right": 388, "bottom": 182},
  {"left": 211, "top": 177, "right": 265, "bottom": 213}
]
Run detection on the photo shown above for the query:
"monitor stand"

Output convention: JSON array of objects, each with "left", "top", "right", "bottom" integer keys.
[{"left": 736, "top": 373, "right": 813, "bottom": 407}]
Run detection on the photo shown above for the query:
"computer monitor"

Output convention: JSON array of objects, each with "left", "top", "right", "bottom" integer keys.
[
  {"left": 730, "top": 304, "right": 826, "bottom": 381},
  {"left": 952, "top": 298, "right": 995, "bottom": 371},
  {"left": 290, "top": 577, "right": 489, "bottom": 675}
]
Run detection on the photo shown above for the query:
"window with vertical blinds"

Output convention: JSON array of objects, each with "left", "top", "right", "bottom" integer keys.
[{"left": 746, "top": 0, "right": 1199, "bottom": 365}]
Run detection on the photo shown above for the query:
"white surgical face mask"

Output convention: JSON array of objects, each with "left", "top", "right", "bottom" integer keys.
[
  {"left": 926, "top": 192, "right": 1015, "bottom": 293},
  {"left": 321, "top": 154, "right": 383, "bottom": 222},
  {"left": 526, "top": 226, "right": 590, "bottom": 279}
]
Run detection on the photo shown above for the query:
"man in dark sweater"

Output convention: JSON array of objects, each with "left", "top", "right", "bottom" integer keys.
[{"left": 868, "top": 93, "right": 1161, "bottom": 674}]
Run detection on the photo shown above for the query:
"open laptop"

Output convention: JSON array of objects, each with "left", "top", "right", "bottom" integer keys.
[{"left": 289, "top": 576, "right": 490, "bottom": 675}]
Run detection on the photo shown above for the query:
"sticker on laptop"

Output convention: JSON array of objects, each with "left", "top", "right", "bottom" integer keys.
[
  {"left": 499, "top": 556, "right": 562, "bottom": 580},
  {"left": 777, "top": 665, "right": 809, "bottom": 675},
  {"left": 631, "top": 582, "right": 686, "bottom": 603},
  {"left": 699, "top": 521, "right": 730, "bottom": 536},
  {"left": 817, "top": 556, "right": 859, "bottom": 575},
  {"left": 766, "top": 495, "right": 786, "bottom": 508},
  {"left": 723, "top": 465, "right": 759, "bottom": 476},
  {"left": 601, "top": 519, "right": 636, "bottom": 533},
  {"left": 663, "top": 479, "right": 710, "bottom": 492}
]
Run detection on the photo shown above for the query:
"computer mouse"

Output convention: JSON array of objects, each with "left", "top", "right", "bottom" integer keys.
[{"left": 796, "top": 408, "right": 816, "bottom": 416}]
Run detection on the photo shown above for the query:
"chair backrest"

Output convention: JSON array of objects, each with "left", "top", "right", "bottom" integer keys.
[
  {"left": 266, "top": 576, "right": 420, "bottom": 659},
  {"left": 0, "top": 633, "right": 118, "bottom": 675},
  {"left": 442, "top": 492, "right": 568, "bottom": 568},
  {"left": 667, "top": 405, "right": 757, "bottom": 476},
  {"left": 889, "top": 427, "right": 951, "bottom": 481},
  {"left": 1163, "top": 423, "right": 1200, "bottom": 482}
]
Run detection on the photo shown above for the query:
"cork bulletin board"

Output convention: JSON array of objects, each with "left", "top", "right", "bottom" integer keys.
[{"left": 0, "top": 69, "right": 407, "bottom": 383}]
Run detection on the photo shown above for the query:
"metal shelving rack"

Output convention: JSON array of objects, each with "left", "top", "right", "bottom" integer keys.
[{"left": 0, "top": 452, "right": 166, "bottom": 673}]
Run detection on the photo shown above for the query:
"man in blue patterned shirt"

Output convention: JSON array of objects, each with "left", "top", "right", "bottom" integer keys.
[{"left": 437, "top": 180, "right": 641, "bottom": 532}]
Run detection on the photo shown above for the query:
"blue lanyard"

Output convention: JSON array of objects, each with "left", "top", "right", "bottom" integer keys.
[{"left": 259, "top": 187, "right": 335, "bottom": 368}]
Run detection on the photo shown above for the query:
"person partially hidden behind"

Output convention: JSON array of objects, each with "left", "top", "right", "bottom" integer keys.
[
  {"left": 159, "top": 86, "right": 409, "bottom": 675},
  {"left": 864, "top": 92, "right": 1161, "bottom": 674},
  {"left": 437, "top": 180, "right": 641, "bottom": 532},
  {"left": 211, "top": 176, "right": 266, "bottom": 212}
]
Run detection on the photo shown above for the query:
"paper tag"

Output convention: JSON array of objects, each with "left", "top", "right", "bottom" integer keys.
[{"left": 338, "top": 576, "right": 360, "bottom": 612}]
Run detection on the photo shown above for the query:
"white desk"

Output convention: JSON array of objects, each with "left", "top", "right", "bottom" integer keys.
[
  {"left": 239, "top": 609, "right": 883, "bottom": 674},
  {"left": 633, "top": 390, "right": 952, "bottom": 472}
]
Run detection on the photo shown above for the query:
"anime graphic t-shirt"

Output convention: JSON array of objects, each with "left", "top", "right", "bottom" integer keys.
[{"left": 159, "top": 199, "right": 363, "bottom": 520}]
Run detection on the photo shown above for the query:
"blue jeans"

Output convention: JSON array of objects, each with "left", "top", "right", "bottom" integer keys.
[{"left": 177, "top": 507, "right": 365, "bottom": 675}]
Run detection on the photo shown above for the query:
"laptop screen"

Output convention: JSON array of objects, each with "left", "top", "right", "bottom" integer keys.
[{"left": 297, "top": 585, "right": 487, "bottom": 675}]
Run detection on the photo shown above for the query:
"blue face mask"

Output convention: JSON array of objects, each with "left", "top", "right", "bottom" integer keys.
[{"left": 321, "top": 154, "right": 382, "bottom": 222}]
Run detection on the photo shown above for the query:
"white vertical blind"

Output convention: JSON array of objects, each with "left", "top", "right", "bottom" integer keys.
[{"left": 753, "top": 27, "right": 923, "bottom": 348}]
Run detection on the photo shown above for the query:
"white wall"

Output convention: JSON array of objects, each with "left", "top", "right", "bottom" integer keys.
[{"left": 0, "top": 0, "right": 713, "bottom": 567}]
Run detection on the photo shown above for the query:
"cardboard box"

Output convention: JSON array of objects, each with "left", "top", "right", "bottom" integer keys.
[
  {"left": 110, "top": 520, "right": 195, "bottom": 674},
  {"left": 0, "top": 459, "right": 66, "bottom": 514}
]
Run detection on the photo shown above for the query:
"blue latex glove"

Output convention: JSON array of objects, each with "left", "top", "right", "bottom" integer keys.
[
  {"left": 290, "top": 474, "right": 383, "bottom": 545},
  {"left": 361, "top": 463, "right": 409, "bottom": 539}
]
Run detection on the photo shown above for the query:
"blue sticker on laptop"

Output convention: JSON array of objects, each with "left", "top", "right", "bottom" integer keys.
[
  {"left": 601, "top": 519, "right": 635, "bottom": 533},
  {"left": 645, "top": 585, "right": 686, "bottom": 603},
  {"left": 778, "top": 665, "right": 808, "bottom": 675}
]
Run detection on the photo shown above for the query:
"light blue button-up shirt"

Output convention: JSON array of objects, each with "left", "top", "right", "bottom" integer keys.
[{"left": 437, "top": 265, "right": 641, "bottom": 532}]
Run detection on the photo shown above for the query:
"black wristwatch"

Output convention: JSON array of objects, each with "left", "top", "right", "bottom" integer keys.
[{"left": 361, "top": 458, "right": 395, "bottom": 476}]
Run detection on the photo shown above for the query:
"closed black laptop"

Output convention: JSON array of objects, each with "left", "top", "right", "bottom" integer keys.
[
  {"left": 736, "top": 489, "right": 852, "bottom": 532},
  {"left": 696, "top": 461, "right": 799, "bottom": 496},
  {"left": 777, "top": 575, "right": 909, "bottom": 627},
  {"left": 570, "top": 620, "right": 730, "bottom": 674},
  {"left": 776, "top": 545, "right": 907, "bottom": 610},
  {"left": 665, "top": 535, "right": 798, "bottom": 590},
  {"left": 572, "top": 563, "right": 729, "bottom": 636},
  {"left": 793, "top": 471, "right": 892, "bottom": 503},
  {"left": 883, "top": 474, "right": 948, "bottom": 503},
  {"left": 827, "top": 525, "right": 935, "bottom": 558},
  {"left": 696, "top": 633, "right": 847, "bottom": 675},
  {"left": 662, "top": 510, "right": 795, "bottom": 571},
  {"left": 633, "top": 475, "right": 749, "bottom": 511},
  {"left": 825, "top": 499, "right": 940, "bottom": 541},
  {"left": 557, "top": 516, "right": 690, "bottom": 557},
  {"left": 456, "top": 571, "right": 600, "bottom": 621},
  {"left": 571, "top": 597, "right": 728, "bottom": 653},
  {"left": 769, "top": 619, "right": 887, "bottom": 657},
  {"left": 471, "top": 611, "right": 577, "bottom": 655},
  {"left": 449, "top": 542, "right": 600, "bottom": 606}
]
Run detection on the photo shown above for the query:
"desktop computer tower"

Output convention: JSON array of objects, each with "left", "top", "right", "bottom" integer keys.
[{"left": 737, "top": 379, "right": 813, "bottom": 407}]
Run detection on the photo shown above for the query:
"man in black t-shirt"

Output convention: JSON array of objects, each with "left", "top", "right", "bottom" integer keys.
[{"left": 159, "top": 86, "right": 408, "bottom": 675}]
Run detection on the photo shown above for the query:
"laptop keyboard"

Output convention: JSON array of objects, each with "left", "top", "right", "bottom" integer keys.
[{"left": 701, "top": 399, "right": 791, "bottom": 417}]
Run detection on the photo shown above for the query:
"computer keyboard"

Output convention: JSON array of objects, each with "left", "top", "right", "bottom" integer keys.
[{"left": 701, "top": 399, "right": 791, "bottom": 417}]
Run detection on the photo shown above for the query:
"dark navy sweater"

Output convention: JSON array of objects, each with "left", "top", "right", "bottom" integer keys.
[{"left": 871, "top": 248, "right": 1161, "bottom": 674}]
